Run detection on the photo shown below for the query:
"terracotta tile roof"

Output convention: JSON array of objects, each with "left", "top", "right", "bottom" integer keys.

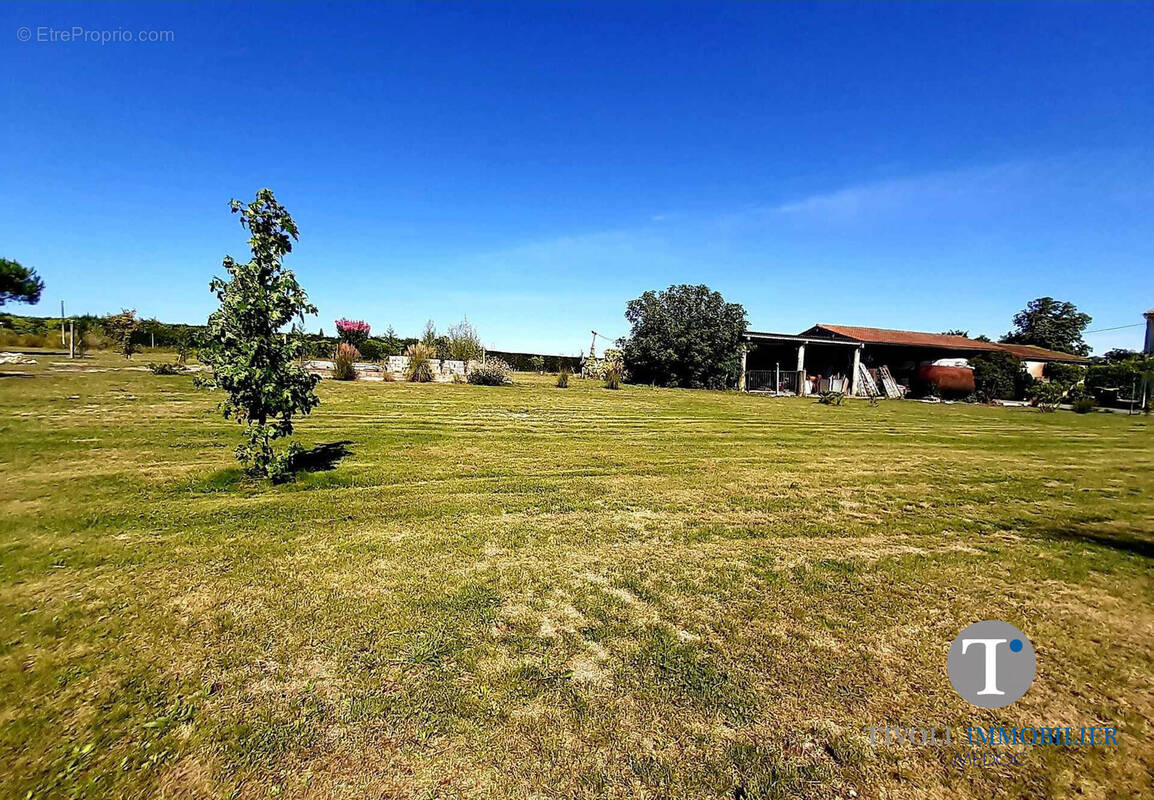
[
  {"left": 806, "top": 324, "right": 1089, "bottom": 362},
  {"left": 994, "top": 343, "right": 1089, "bottom": 363},
  {"left": 808, "top": 324, "right": 1004, "bottom": 351}
]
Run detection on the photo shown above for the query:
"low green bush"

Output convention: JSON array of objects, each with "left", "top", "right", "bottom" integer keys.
[
  {"left": 1072, "top": 396, "right": 1095, "bottom": 414},
  {"left": 358, "top": 338, "right": 384, "bottom": 361},
  {"left": 1031, "top": 382, "right": 1065, "bottom": 412},
  {"left": 556, "top": 367, "right": 570, "bottom": 388},
  {"left": 147, "top": 362, "right": 185, "bottom": 375},
  {"left": 816, "top": 391, "right": 844, "bottom": 406}
]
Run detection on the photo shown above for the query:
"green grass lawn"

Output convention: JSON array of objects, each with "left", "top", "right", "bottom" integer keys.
[{"left": 1, "top": 350, "right": 1151, "bottom": 799}]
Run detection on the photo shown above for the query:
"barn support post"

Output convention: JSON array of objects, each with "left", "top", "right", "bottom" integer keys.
[
  {"left": 738, "top": 344, "right": 748, "bottom": 391},
  {"left": 794, "top": 344, "right": 807, "bottom": 396},
  {"left": 851, "top": 346, "right": 862, "bottom": 396}
]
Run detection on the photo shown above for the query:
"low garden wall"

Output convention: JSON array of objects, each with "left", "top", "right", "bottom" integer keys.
[{"left": 305, "top": 357, "right": 480, "bottom": 382}]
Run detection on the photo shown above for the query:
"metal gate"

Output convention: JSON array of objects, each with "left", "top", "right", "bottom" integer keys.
[{"left": 746, "top": 369, "right": 804, "bottom": 395}]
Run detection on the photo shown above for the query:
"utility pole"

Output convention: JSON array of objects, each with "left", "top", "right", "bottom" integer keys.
[
  {"left": 1142, "top": 309, "right": 1153, "bottom": 412},
  {"left": 69, "top": 322, "right": 75, "bottom": 359},
  {"left": 60, "top": 300, "right": 66, "bottom": 346}
]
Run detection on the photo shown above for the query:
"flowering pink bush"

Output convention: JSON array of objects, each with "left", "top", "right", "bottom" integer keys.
[{"left": 335, "top": 318, "right": 370, "bottom": 346}]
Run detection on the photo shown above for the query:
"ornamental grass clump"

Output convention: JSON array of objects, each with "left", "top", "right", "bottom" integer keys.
[
  {"left": 405, "top": 342, "right": 436, "bottom": 382},
  {"left": 604, "top": 363, "right": 623, "bottom": 390},
  {"left": 467, "top": 359, "right": 512, "bottom": 386},
  {"left": 332, "top": 342, "right": 359, "bottom": 381},
  {"left": 556, "top": 367, "right": 571, "bottom": 388}
]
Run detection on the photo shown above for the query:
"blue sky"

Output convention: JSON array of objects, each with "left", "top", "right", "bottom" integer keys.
[{"left": 2, "top": 1, "right": 1151, "bottom": 355}]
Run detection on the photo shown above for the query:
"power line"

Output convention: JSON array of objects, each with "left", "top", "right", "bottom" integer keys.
[{"left": 1089, "top": 320, "right": 1144, "bottom": 334}]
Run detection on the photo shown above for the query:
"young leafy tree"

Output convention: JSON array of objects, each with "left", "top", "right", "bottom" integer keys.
[
  {"left": 446, "top": 317, "right": 484, "bottom": 362},
  {"left": 621, "top": 284, "right": 748, "bottom": 389},
  {"left": 383, "top": 325, "right": 400, "bottom": 356},
  {"left": 201, "top": 189, "right": 320, "bottom": 480},
  {"left": 1002, "top": 297, "right": 1092, "bottom": 356},
  {"left": 104, "top": 309, "right": 139, "bottom": 358},
  {"left": 0, "top": 258, "right": 44, "bottom": 306},
  {"left": 174, "top": 328, "right": 196, "bottom": 364}
]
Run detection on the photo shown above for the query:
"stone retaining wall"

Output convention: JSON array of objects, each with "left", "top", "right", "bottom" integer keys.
[{"left": 306, "top": 358, "right": 480, "bottom": 382}]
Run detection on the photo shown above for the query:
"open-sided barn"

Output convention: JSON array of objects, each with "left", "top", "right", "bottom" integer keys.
[{"left": 740, "top": 324, "right": 1088, "bottom": 397}]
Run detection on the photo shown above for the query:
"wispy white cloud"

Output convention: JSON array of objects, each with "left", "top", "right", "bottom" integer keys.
[{"left": 725, "top": 161, "right": 1036, "bottom": 229}]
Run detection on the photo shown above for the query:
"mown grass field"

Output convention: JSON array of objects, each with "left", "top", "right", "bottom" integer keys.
[{"left": 1, "top": 350, "right": 1152, "bottom": 799}]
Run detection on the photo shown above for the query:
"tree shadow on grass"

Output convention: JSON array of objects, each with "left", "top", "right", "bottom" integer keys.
[
  {"left": 188, "top": 441, "right": 354, "bottom": 492},
  {"left": 1034, "top": 519, "right": 1154, "bottom": 559},
  {"left": 289, "top": 440, "right": 354, "bottom": 475}
]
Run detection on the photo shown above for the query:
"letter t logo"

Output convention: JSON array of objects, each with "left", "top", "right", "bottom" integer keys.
[{"left": 962, "top": 638, "right": 1007, "bottom": 695}]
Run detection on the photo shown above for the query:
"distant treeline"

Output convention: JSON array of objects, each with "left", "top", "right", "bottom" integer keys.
[
  {"left": 0, "top": 312, "right": 580, "bottom": 370},
  {"left": 0, "top": 312, "right": 203, "bottom": 350}
]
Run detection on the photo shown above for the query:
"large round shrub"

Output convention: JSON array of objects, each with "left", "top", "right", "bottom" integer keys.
[
  {"left": 621, "top": 284, "right": 747, "bottom": 389},
  {"left": 969, "top": 351, "right": 1033, "bottom": 401},
  {"left": 467, "top": 359, "right": 512, "bottom": 386}
]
